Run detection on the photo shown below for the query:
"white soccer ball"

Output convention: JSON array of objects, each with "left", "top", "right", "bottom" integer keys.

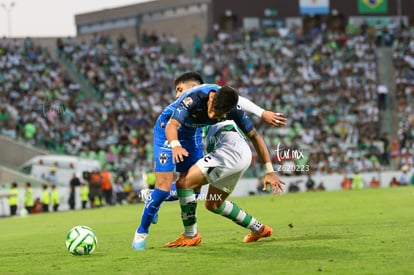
[{"left": 65, "top": 225, "right": 98, "bottom": 255}]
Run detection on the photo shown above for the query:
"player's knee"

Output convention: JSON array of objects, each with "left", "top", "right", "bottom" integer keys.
[
  {"left": 155, "top": 175, "right": 174, "bottom": 191},
  {"left": 176, "top": 177, "right": 185, "bottom": 188},
  {"left": 176, "top": 174, "right": 195, "bottom": 190}
]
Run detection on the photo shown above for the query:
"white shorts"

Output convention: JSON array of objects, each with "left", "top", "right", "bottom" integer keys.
[{"left": 196, "top": 132, "right": 252, "bottom": 194}]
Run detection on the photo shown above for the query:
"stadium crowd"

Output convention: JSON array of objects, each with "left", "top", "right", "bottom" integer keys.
[
  {"left": 392, "top": 30, "right": 414, "bottom": 170},
  {"left": 1, "top": 21, "right": 413, "bottom": 180}
]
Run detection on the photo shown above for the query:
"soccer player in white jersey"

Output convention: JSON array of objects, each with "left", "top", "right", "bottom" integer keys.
[
  {"left": 165, "top": 119, "right": 285, "bottom": 246},
  {"left": 164, "top": 84, "right": 285, "bottom": 246}
]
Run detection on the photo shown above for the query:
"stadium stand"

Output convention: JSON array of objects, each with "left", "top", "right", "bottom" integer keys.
[
  {"left": 1, "top": 22, "right": 412, "bottom": 178},
  {"left": 0, "top": 37, "right": 81, "bottom": 152},
  {"left": 392, "top": 30, "right": 414, "bottom": 169}
]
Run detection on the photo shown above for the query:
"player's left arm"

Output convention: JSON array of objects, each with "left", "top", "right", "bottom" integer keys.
[
  {"left": 237, "top": 96, "right": 287, "bottom": 127},
  {"left": 230, "top": 108, "right": 285, "bottom": 195},
  {"left": 246, "top": 128, "right": 285, "bottom": 195}
]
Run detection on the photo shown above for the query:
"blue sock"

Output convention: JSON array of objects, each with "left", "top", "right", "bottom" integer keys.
[
  {"left": 137, "top": 188, "right": 169, "bottom": 234},
  {"left": 165, "top": 181, "right": 178, "bottom": 201}
]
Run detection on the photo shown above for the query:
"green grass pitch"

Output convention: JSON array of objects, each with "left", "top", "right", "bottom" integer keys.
[{"left": 1, "top": 186, "right": 413, "bottom": 274}]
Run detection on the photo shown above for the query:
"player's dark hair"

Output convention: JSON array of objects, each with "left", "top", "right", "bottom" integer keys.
[
  {"left": 174, "top": 71, "right": 204, "bottom": 86},
  {"left": 212, "top": 86, "right": 239, "bottom": 115}
]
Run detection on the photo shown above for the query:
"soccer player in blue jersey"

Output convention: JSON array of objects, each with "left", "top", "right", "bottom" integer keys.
[
  {"left": 132, "top": 72, "right": 286, "bottom": 250},
  {"left": 163, "top": 85, "right": 284, "bottom": 247}
]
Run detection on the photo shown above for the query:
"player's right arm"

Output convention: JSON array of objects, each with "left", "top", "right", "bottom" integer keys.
[
  {"left": 165, "top": 94, "right": 197, "bottom": 163},
  {"left": 165, "top": 118, "right": 189, "bottom": 163}
]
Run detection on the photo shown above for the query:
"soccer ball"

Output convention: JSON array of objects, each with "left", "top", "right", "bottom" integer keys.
[{"left": 65, "top": 225, "right": 98, "bottom": 255}]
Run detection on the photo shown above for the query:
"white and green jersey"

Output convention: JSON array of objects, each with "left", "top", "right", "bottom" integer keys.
[
  {"left": 196, "top": 120, "right": 252, "bottom": 193},
  {"left": 203, "top": 120, "right": 248, "bottom": 153}
]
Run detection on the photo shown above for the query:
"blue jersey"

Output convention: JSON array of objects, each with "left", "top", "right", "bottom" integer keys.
[
  {"left": 171, "top": 84, "right": 254, "bottom": 134},
  {"left": 153, "top": 85, "right": 217, "bottom": 173},
  {"left": 153, "top": 86, "right": 210, "bottom": 145},
  {"left": 152, "top": 83, "right": 253, "bottom": 173}
]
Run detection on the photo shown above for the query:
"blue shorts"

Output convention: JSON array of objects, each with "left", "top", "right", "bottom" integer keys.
[{"left": 153, "top": 139, "right": 203, "bottom": 173}]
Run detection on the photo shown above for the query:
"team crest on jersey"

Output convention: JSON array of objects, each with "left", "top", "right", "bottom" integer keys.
[
  {"left": 159, "top": 153, "right": 168, "bottom": 164},
  {"left": 183, "top": 97, "right": 193, "bottom": 107}
]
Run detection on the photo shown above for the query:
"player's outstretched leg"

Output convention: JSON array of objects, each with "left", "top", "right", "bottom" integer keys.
[
  {"left": 139, "top": 181, "right": 178, "bottom": 225},
  {"left": 164, "top": 189, "right": 201, "bottom": 247},
  {"left": 208, "top": 200, "right": 272, "bottom": 243},
  {"left": 140, "top": 189, "right": 158, "bottom": 224},
  {"left": 132, "top": 188, "right": 170, "bottom": 250}
]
